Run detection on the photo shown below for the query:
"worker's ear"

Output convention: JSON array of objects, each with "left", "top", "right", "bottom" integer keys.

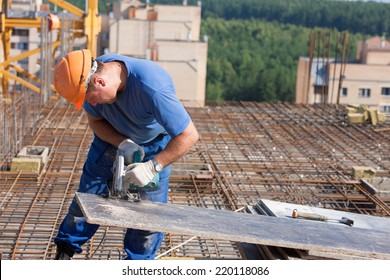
[{"left": 95, "top": 76, "right": 106, "bottom": 88}]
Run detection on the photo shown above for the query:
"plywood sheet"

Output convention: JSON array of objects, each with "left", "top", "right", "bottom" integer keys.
[{"left": 76, "top": 192, "right": 390, "bottom": 259}]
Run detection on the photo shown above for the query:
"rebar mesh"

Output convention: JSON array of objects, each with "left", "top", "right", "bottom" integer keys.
[{"left": 0, "top": 100, "right": 389, "bottom": 260}]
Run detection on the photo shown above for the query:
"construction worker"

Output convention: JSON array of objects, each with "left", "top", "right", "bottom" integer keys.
[{"left": 52, "top": 49, "right": 199, "bottom": 260}]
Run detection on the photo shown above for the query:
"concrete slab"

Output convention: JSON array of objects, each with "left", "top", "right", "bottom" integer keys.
[{"left": 361, "top": 178, "right": 390, "bottom": 199}]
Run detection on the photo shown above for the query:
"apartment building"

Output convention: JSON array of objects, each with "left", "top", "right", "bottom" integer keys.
[
  {"left": 296, "top": 36, "right": 390, "bottom": 113},
  {"left": 4, "top": 0, "right": 207, "bottom": 107},
  {"left": 100, "top": 0, "right": 208, "bottom": 107}
]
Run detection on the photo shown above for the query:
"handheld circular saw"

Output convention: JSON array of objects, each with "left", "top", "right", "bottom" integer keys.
[{"left": 109, "top": 150, "right": 159, "bottom": 202}]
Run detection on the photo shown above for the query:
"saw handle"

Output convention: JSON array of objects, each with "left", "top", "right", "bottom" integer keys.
[{"left": 133, "top": 150, "right": 142, "bottom": 163}]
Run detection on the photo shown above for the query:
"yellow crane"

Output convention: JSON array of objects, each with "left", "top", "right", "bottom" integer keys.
[{"left": 0, "top": 0, "right": 101, "bottom": 95}]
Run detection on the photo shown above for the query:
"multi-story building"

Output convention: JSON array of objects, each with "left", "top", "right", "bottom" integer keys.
[
  {"left": 100, "top": 0, "right": 208, "bottom": 107},
  {"left": 4, "top": 0, "right": 207, "bottom": 107},
  {"left": 296, "top": 36, "right": 390, "bottom": 113}
]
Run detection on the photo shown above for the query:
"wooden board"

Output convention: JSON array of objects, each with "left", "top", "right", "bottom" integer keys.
[
  {"left": 75, "top": 192, "right": 390, "bottom": 259},
  {"left": 245, "top": 199, "right": 390, "bottom": 259},
  {"left": 256, "top": 199, "right": 390, "bottom": 233}
]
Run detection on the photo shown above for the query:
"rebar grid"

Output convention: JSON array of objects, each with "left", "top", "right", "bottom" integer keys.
[
  {"left": 0, "top": 92, "right": 39, "bottom": 170},
  {"left": 187, "top": 101, "right": 389, "bottom": 214},
  {"left": 0, "top": 100, "right": 389, "bottom": 260}
]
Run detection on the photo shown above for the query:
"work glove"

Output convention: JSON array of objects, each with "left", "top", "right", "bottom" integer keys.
[
  {"left": 124, "top": 160, "right": 158, "bottom": 187},
  {"left": 118, "top": 139, "right": 145, "bottom": 164}
]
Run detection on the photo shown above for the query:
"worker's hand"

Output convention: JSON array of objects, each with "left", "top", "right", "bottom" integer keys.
[
  {"left": 124, "top": 160, "right": 158, "bottom": 187},
  {"left": 118, "top": 139, "right": 145, "bottom": 164}
]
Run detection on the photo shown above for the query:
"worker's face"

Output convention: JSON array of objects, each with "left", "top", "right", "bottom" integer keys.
[
  {"left": 85, "top": 76, "right": 117, "bottom": 106},
  {"left": 85, "top": 88, "right": 116, "bottom": 106}
]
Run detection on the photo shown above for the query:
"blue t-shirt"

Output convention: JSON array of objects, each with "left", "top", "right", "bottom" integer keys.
[{"left": 83, "top": 54, "right": 190, "bottom": 144}]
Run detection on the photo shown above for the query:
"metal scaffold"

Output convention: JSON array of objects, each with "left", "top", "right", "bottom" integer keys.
[{"left": 0, "top": 0, "right": 101, "bottom": 169}]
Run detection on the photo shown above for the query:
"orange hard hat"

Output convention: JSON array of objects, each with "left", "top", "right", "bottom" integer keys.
[{"left": 53, "top": 49, "right": 95, "bottom": 110}]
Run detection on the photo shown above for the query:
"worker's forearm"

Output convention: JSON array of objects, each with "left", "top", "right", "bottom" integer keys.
[
  {"left": 87, "top": 114, "right": 126, "bottom": 147},
  {"left": 88, "top": 113, "right": 199, "bottom": 165},
  {"left": 154, "top": 120, "right": 199, "bottom": 168}
]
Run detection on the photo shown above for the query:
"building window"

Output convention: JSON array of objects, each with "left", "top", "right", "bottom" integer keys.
[
  {"left": 340, "top": 87, "right": 348, "bottom": 97},
  {"left": 17, "top": 42, "right": 29, "bottom": 50},
  {"left": 19, "top": 58, "right": 28, "bottom": 65},
  {"left": 10, "top": 42, "right": 29, "bottom": 50},
  {"left": 382, "top": 87, "right": 390, "bottom": 97},
  {"left": 358, "top": 88, "right": 371, "bottom": 98},
  {"left": 101, "top": 32, "right": 109, "bottom": 41},
  {"left": 380, "top": 105, "right": 390, "bottom": 112},
  {"left": 13, "top": 29, "right": 29, "bottom": 36},
  {"left": 314, "top": 85, "right": 322, "bottom": 94}
]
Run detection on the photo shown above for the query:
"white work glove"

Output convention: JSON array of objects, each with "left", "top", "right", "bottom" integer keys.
[
  {"left": 118, "top": 139, "right": 145, "bottom": 164},
  {"left": 124, "top": 160, "right": 158, "bottom": 187}
]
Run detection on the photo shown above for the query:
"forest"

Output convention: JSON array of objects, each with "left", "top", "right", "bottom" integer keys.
[{"left": 67, "top": 0, "right": 390, "bottom": 101}]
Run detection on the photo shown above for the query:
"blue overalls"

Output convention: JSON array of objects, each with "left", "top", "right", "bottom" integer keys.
[{"left": 54, "top": 133, "right": 172, "bottom": 260}]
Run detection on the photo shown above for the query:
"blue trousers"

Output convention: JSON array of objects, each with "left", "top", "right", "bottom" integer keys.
[{"left": 55, "top": 134, "right": 172, "bottom": 260}]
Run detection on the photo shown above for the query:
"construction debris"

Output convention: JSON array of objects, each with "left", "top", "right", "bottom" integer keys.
[
  {"left": 345, "top": 104, "right": 386, "bottom": 125},
  {"left": 352, "top": 166, "right": 376, "bottom": 179}
]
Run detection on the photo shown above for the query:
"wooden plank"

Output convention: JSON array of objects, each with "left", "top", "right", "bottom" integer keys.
[
  {"left": 254, "top": 199, "right": 390, "bottom": 260},
  {"left": 257, "top": 199, "right": 390, "bottom": 233},
  {"left": 75, "top": 192, "right": 390, "bottom": 259}
]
